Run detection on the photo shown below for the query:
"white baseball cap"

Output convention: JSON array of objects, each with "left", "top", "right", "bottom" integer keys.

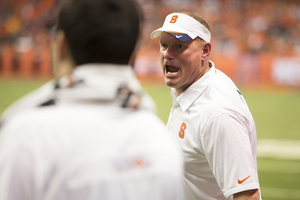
[{"left": 150, "top": 13, "right": 211, "bottom": 42}]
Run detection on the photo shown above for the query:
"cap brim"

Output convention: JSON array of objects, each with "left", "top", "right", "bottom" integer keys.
[
  {"left": 150, "top": 26, "right": 197, "bottom": 41},
  {"left": 150, "top": 28, "right": 165, "bottom": 39},
  {"left": 167, "top": 32, "right": 192, "bottom": 42}
]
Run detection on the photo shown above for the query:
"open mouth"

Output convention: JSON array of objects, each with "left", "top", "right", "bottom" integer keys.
[{"left": 165, "top": 65, "right": 179, "bottom": 75}]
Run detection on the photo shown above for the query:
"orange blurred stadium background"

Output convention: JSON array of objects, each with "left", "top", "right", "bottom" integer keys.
[{"left": 0, "top": 0, "right": 299, "bottom": 88}]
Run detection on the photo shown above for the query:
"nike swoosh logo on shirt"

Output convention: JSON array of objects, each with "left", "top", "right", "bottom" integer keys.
[
  {"left": 238, "top": 175, "right": 251, "bottom": 184},
  {"left": 176, "top": 35, "right": 183, "bottom": 38}
]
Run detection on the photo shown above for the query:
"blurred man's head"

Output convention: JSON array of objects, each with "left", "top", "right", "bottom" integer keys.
[{"left": 51, "top": 0, "right": 142, "bottom": 78}]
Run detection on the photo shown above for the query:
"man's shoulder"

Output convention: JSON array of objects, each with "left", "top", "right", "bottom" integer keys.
[
  {"left": 0, "top": 81, "right": 55, "bottom": 125},
  {"left": 1, "top": 104, "right": 165, "bottom": 135},
  {"left": 189, "top": 75, "right": 246, "bottom": 121},
  {"left": 0, "top": 105, "right": 62, "bottom": 133}
]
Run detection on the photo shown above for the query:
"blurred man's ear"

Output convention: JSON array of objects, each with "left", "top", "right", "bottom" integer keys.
[
  {"left": 55, "top": 30, "right": 69, "bottom": 60},
  {"left": 52, "top": 30, "right": 75, "bottom": 79}
]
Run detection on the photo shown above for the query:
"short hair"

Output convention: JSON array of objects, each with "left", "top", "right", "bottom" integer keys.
[
  {"left": 179, "top": 11, "right": 210, "bottom": 32},
  {"left": 57, "top": 0, "right": 142, "bottom": 65},
  {"left": 179, "top": 11, "right": 210, "bottom": 45}
]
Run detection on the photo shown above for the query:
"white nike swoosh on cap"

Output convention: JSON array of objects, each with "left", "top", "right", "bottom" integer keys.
[{"left": 176, "top": 35, "right": 183, "bottom": 38}]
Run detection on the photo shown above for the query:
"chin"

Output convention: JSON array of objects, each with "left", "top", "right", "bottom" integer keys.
[{"left": 164, "top": 77, "right": 177, "bottom": 88}]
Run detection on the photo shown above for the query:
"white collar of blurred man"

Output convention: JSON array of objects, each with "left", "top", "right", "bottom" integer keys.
[
  {"left": 0, "top": 64, "right": 153, "bottom": 127},
  {"left": 53, "top": 64, "right": 145, "bottom": 109}
]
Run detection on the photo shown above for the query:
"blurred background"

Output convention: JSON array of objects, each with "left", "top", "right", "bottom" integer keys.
[
  {"left": 0, "top": 0, "right": 300, "bottom": 199},
  {"left": 0, "top": 0, "right": 300, "bottom": 86}
]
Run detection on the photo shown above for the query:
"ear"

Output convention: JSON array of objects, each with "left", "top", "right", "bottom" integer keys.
[
  {"left": 51, "top": 30, "right": 75, "bottom": 79},
  {"left": 55, "top": 30, "right": 69, "bottom": 60},
  {"left": 201, "top": 42, "right": 211, "bottom": 61}
]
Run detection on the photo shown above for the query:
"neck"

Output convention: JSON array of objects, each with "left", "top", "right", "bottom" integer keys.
[
  {"left": 54, "top": 59, "right": 75, "bottom": 80},
  {"left": 175, "top": 61, "right": 211, "bottom": 96}
]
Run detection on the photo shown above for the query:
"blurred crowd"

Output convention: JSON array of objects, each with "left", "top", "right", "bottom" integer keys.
[
  {"left": 0, "top": 0, "right": 299, "bottom": 76},
  {"left": 139, "top": 0, "right": 300, "bottom": 56},
  {"left": 0, "top": 0, "right": 58, "bottom": 49}
]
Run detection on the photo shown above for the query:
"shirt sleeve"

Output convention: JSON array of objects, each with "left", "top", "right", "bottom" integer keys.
[{"left": 200, "top": 113, "right": 260, "bottom": 198}]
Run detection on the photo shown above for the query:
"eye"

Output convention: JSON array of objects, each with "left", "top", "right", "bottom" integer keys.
[
  {"left": 160, "top": 43, "right": 168, "bottom": 49},
  {"left": 175, "top": 44, "right": 183, "bottom": 49}
]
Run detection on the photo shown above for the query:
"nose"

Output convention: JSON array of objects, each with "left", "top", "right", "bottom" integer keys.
[{"left": 163, "top": 47, "right": 174, "bottom": 60}]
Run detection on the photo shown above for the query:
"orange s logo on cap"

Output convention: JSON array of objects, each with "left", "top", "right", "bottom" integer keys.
[{"left": 170, "top": 15, "right": 178, "bottom": 23}]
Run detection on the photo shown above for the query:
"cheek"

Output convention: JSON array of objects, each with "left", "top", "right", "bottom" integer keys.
[
  {"left": 181, "top": 53, "right": 201, "bottom": 73},
  {"left": 186, "top": 51, "right": 201, "bottom": 65},
  {"left": 159, "top": 52, "right": 164, "bottom": 65}
]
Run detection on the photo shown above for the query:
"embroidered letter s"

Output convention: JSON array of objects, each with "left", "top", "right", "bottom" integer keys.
[{"left": 179, "top": 122, "right": 186, "bottom": 139}]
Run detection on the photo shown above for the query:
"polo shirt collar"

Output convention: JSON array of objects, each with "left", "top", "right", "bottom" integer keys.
[
  {"left": 171, "top": 61, "right": 216, "bottom": 112},
  {"left": 56, "top": 63, "right": 141, "bottom": 102}
]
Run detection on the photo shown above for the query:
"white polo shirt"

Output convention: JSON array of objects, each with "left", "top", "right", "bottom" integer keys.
[
  {"left": 0, "top": 64, "right": 183, "bottom": 200},
  {"left": 166, "top": 61, "right": 261, "bottom": 200}
]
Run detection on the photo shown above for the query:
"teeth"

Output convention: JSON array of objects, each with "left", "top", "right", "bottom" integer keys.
[
  {"left": 167, "top": 71, "right": 178, "bottom": 75},
  {"left": 165, "top": 65, "right": 179, "bottom": 75}
]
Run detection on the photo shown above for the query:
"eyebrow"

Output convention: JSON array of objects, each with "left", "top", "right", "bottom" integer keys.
[{"left": 160, "top": 38, "right": 183, "bottom": 43}]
